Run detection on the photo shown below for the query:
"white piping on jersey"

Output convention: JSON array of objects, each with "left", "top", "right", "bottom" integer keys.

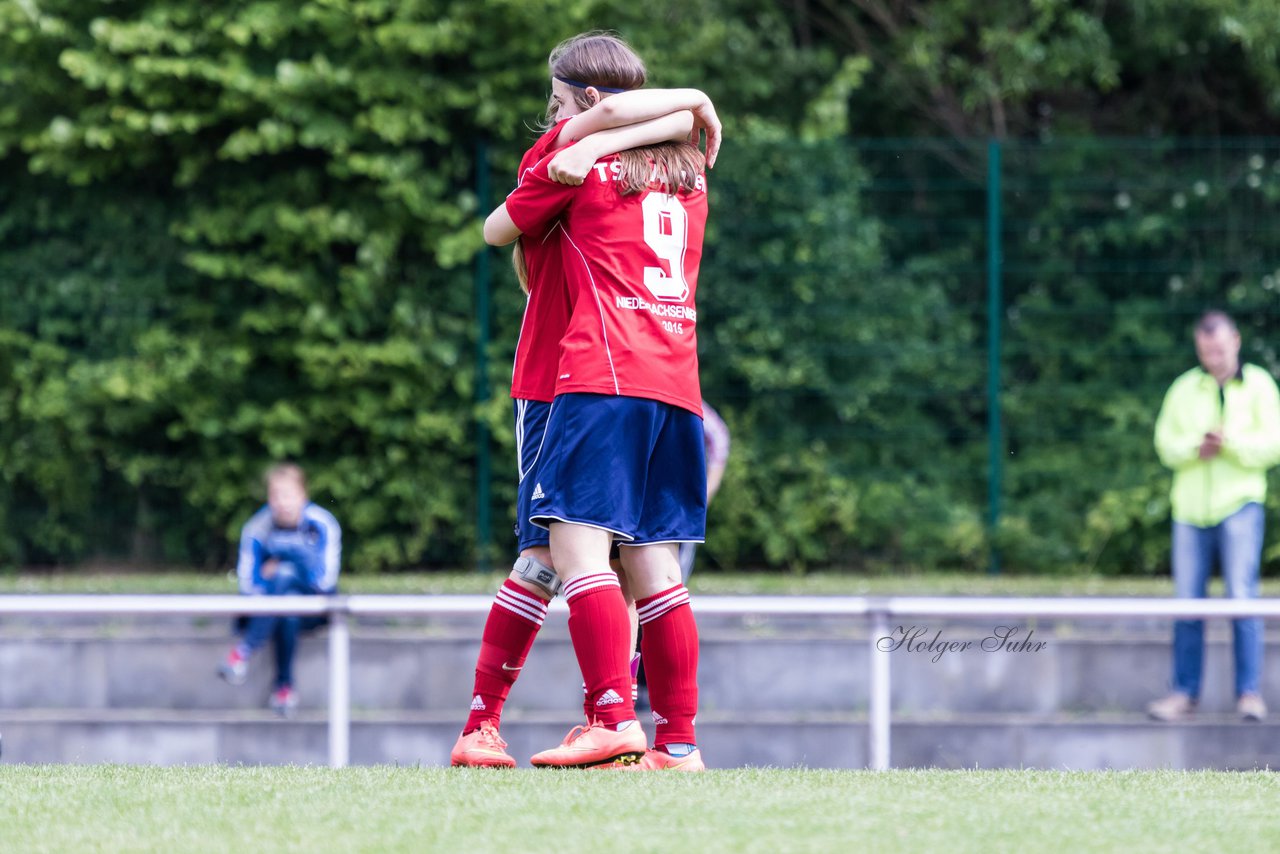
[
  {"left": 510, "top": 290, "right": 532, "bottom": 386},
  {"left": 509, "top": 220, "right": 566, "bottom": 388},
  {"left": 512, "top": 166, "right": 536, "bottom": 193},
  {"left": 506, "top": 158, "right": 554, "bottom": 391},
  {"left": 561, "top": 231, "right": 620, "bottom": 395}
]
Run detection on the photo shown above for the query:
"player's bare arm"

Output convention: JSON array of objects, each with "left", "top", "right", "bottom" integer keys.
[
  {"left": 483, "top": 203, "right": 521, "bottom": 246},
  {"left": 556, "top": 87, "right": 721, "bottom": 167},
  {"left": 548, "top": 111, "right": 695, "bottom": 185}
]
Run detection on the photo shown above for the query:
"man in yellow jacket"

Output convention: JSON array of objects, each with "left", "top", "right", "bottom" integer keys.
[{"left": 1148, "top": 311, "right": 1280, "bottom": 722}]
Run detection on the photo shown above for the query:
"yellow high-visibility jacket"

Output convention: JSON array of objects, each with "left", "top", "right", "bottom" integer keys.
[{"left": 1154, "top": 363, "right": 1280, "bottom": 527}]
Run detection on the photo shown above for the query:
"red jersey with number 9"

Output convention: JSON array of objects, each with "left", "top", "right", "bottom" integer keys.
[
  {"left": 504, "top": 150, "right": 707, "bottom": 416},
  {"left": 509, "top": 118, "right": 573, "bottom": 403}
]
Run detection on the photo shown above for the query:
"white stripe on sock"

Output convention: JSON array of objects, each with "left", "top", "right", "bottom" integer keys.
[
  {"left": 637, "top": 587, "right": 691, "bottom": 625},
  {"left": 564, "top": 578, "right": 622, "bottom": 600},
  {"left": 637, "top": 586, "right": 690, "bottom": 616},
  {"left": 496, "top": 589, "right": 548, "bottom": 625},
  {"left": 498, "top": 585, "right": 550, "bottom": 617},
  {"left": 636, "top": 587, "right": 687, "bottom": 617},
  {"left": 563, "top": 572, "right": 621, "bottom": 601}
]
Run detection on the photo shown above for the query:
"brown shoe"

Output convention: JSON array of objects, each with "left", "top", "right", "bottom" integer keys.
[
  {"left": 1238, "top": 693, "right": 1267, "bottom": 722},
  {"left": 1147, "top": 692, "right": 1196, "bottom": 721}
]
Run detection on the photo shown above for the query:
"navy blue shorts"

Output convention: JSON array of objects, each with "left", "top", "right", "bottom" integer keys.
[
  {"left": 514, "top": 399, "right": 552, "bottom": 551},
  {"left": 529, "top": 393, "right": 707, "bottom": 544}
]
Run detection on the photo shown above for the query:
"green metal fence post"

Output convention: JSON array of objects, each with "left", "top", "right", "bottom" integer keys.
[
  {"left": 474, "top": 138, "right": 492, "bottom": 572},
  {"left": 986, "top": 139, "right": 1003, "bottom": 575}
]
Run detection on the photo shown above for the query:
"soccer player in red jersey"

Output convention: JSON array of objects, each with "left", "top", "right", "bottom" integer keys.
[
  {"left": 485, "top": 93, "right": 712, "bottom": 771},
  {"left": 451, "top": 32, "right": 720, "bottom": 769}
]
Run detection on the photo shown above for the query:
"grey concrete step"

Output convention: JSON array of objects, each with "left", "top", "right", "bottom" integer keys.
[
  {"left": 0, "top": 609, "right": 1207, "bottom": 635},
  {"left": 2, "top": 619, "right": 1274, "bottom": 715},
  {"left": 1, "top": 710, "right": 1275, "bottom": 770}
]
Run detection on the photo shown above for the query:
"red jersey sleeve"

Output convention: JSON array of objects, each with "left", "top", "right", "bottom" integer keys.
[
  {"left": 505, "top": 149, "right": 577, "bottom": 240},
  {"left": 518, "top": 118, "right": 572, "bottom": 175}
]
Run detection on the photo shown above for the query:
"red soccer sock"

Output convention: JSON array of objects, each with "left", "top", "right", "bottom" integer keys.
[
  {"left": 564, "top": 572, "right": 635, "bottom": 727},
  {"left": 638, "top": 585, "right": 699, "bottom": 747},
  {"left": 463, "top": 579, "right": 549, "bottom": 733},
  {"left": 583, "top": 651, "right": 641, "bottom": 718}
]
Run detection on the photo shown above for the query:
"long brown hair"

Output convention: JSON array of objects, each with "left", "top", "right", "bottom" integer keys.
[
  {"left": 544, "top": 32, "right": 647, "bottom": 125},
  {"left": 514, "top": 33, "right": 701, "bottom": 286},
  {"left": 518, "top": 32, "right": 649, "bottom": 288},
  {"left": 512, "top": 240, "right": 530, "bottom": 294},
  {"left": 614, "top": 142, "right": 705, "bottom": 196},
  {"left": 547, "top": 32, "right": 703, "bottom": 194}
]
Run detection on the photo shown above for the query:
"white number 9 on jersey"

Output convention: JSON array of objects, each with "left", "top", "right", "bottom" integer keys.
[{"left": 642, "top": 193, "right": 690, "bottom": 303}]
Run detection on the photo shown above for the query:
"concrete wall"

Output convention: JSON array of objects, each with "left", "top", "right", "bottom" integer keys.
[
  {"left": 0, "top": 613, "right": 1275, "bottom": 769},
  {"left": 3, "top": 713, "right": 1276, "bottom": 771}
]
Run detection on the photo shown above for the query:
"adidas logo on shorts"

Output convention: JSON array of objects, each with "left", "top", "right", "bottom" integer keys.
[
  {"left": 532, "top": 483, "right": 545, "bottom": 500},
  {"left": 596, "top": 689, "right": 624, "bottom": 707},
  {"left": 651, "top": 710, "right": 669, "bottom": 725},
  {"left": 470, "top": 694, "right": 486, "bottom": 711}
]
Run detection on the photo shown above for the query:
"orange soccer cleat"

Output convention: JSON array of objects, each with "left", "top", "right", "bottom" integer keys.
[
  {"left": 530, "top": 719, "right": 646, "bottom": 769},
  {"left": 450, "top": 721, "right": 517, "bottom": 768},
  {"left": 618, "top": 747, "right": 706, "bottom": 772}
]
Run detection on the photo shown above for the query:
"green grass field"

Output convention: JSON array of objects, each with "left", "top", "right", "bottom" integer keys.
[
  {"left": 3, "top": 568, "right": 1273, "bottom": 597},
  {"left": 1, "top": 767, "right": 1277, "bottom": 853}
]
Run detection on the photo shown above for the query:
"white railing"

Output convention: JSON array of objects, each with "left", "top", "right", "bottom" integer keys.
[{"left": 2, "top": 594, "right": 1278, "bottom": 769}]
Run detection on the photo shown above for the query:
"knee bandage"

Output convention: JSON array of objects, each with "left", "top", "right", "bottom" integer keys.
[{"left": 512, "top": 555, "right": 561, "bottom": 598}]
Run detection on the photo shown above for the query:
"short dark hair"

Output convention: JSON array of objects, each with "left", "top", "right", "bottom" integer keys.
[
  {"left": 265, "top": 462, "right": 307, "bottom": 492},
  {"left": 1195, "top": 310, "right": 1237, "bottom": 335}
]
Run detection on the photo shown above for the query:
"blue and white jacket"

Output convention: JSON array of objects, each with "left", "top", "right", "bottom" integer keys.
[{"left": 236, "top": 502, "right": 342, "bottom": 595}]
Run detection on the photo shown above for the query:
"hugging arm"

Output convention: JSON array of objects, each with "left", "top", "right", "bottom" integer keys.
[
  {"left": 484, "top": 203, "right": 522, "bottom": 246},
  {"left": 485, "top": 152, "right": 578, "bottom": 246},
  {"left": 547, "top": 111, "right": 696, "bottom": 186},
  {"left": 556, "top": 88, "right": 721, "bottom": 167}
]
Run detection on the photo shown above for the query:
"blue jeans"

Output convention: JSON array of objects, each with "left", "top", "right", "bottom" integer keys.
[
  {"left": 238, "top": 568, "right": 327, "bottom": 690},
  {"left": 1170, "top": 501, "right": 1265, "bottom": 698}
]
